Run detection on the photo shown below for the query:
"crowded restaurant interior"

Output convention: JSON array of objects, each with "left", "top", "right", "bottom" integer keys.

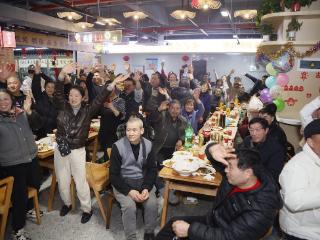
[{"left": 0, "top": 0, "right": 320, "bottom": 239}]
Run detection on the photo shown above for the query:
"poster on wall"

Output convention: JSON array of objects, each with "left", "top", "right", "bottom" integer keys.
[
  {"left": 132, "top": 65, "right": 144, "bottom": 72},
  {"left": 145, "top": 58, "right": 158, "bottom": 70},
  {"left": 298, "top": 58, "right": 320, "bottom": 72}
]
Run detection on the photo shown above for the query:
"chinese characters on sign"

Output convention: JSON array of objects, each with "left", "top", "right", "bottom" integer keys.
[{"left": 68, "top": 30, "right": 122, "bottom": 44}]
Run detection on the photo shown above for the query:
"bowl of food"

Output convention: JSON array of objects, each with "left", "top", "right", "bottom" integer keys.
[{"left": 172, "top": 160, "right": 199, "bottom": 177}]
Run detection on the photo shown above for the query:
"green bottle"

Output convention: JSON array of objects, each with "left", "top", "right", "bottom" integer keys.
[{"left": 184, "top": 123, "right": 194, "bottom": 149}]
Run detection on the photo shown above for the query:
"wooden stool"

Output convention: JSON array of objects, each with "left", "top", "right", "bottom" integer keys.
[
  {"left": 0, "top": 177, "right": 14, "bottom": 240},
  {"left": 27, "top": 187, "right": 41, "bottom": 225}
]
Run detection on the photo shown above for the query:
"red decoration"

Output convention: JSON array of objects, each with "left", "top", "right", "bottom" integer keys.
[
  {"left": 284, "top": 85, "right": 304, "bottom": 91},
  {"left": 21, "top": 48, "right": 27, "bottom": 59},
  {"left": 316, "top": 72, "right": 320, "bottom": 78},
  {"left": 291, "top": 2, "right": 301, "bottom": 11},
  {"left": 300, "top": 71, "right": 308, "bottom": 81},
  {"left": 306, "top": 93, "right": 312, "bottom": 98},
  {"left": 123, "top": 55, "right": 130, "bottom": 62},
  {"left": 284, "top": 98, "right": 298, "bottom": 106},
  {"left": 182, "top": 55, "right": 190, "bottom": 62}
]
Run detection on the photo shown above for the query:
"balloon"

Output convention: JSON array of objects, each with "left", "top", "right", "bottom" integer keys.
[
  {"left": 272, "top": 52, "right": 293, "bottom": 73},
  {"left": 277, "top": 73, "right": 289, "bottom": 87},
  {"left": 256, "top": 53, "right": 270, "bottom": 66},
  {"left": 266, "top": 63, "right": 278, "bottom": 76},
  {"left": 273, "top": 98, "right": 285, "bottom": 112},
  {"left": 270, "top": 85, "right": 284, "bottom": 99},
  {"left": 265, "top": 76, "right": 277, "bottom": 89},
  {"left": 260, "top": 88, "right": 273, "bottom": 103}
]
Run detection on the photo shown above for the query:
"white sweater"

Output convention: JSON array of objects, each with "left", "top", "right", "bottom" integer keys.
[{"left": 279, "top": 143, "right": 320, "bottom": 240}]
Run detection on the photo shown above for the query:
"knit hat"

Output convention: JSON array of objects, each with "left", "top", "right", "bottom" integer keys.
[{"left": 304, "top": 119, "right": 320, "bottom": 139}]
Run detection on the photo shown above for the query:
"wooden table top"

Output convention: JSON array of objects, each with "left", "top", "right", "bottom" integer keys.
[
  {"left": 159, "top": 167, "right": 222, "bottom": 187},
  {"left": 37, "top": 131, "right": 98, "bottom": 159}
]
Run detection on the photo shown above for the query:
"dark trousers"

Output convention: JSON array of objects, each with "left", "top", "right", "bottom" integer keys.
[
  {"left": 283, "top": 232, "right": 307, "bottom": 240},
  {"left": 155, "top": 147, "right": 175, "bottom": 191},
  {"left": 0, "top": 158, "right": 40, "bottom": 231},
  {"left": 156, "top": 215, "right": 207, "bottom": 240}
]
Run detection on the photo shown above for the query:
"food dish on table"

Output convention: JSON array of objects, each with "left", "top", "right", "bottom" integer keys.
[{"left": 37, "top": 143, "right": 53, "bottom": 152}]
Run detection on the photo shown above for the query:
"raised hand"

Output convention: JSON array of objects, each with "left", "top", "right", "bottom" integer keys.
[
  {"left": 111, "top": 63, "right": 116, "bottom": 72},
  {"left": 35, "top": 60, "right": 41, "bottom": 74},
  {"left": 124, "top": 62, "right": 131, "bottom": 73},
  {"left": 208, "top": 144, "right": 236, "bottom": 166},
  {"left": 158, "top": 87, "right": 168, "bottom": 96},
  {"left": 62, "top": 63, "right": 76, "bottom": 74},
  {"left": 193, "top": 88, "right": 201, "bottom": 100},
  {"left": 158, "top": 100, "right": 169, "bottom": 112},
  {"left": 23, "top": 91, "right": 32, "bottom": 115}
]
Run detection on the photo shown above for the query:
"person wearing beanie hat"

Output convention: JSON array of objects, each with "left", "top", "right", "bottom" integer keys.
[
  {"left": 279, "top": 118, "right": 320, "bottom": 240},
  {"left": 259, "top": 103, "right": 288, "bottom": 153}
]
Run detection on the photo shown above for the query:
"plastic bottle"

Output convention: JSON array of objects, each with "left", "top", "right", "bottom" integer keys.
[{"left": 184, "top": 123, "right": 194, "bottom": 149}]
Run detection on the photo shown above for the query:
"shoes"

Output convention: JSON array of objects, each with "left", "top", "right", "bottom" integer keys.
[
  {"left": 81, "top": 210, "right": 93, "bottom": 224},
  {"left": 168, "top": 191, "right": 180, "bottom": 206},
  {"left": 12, "top": 228, "right": 31, "bottom": 240},
  {"left": 144, "top": 233, "right": 155, "bottom": 240},
  {"left": 26, "top": 209, "right": 44, "bottom": 219},
  {"left": 59, "top": 205, "right": 72, "bottom": 217}
]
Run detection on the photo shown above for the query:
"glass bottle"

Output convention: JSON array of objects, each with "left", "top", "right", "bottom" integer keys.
[{"left": 184, "top": 123, "right": 194, "bottom": 149}]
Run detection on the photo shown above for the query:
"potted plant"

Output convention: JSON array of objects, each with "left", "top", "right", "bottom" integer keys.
[
  {"left": 286, "top": 17, "right": 303, "bottom": 40},
  {"left": 284, "top": 0, "right": 317, "bottom": 11},
  {"left": 259, "top": 24, "right": 274, "bottom": 41},
  {"left": 256, "top": 0, "right": 282, "bottom": 26}
]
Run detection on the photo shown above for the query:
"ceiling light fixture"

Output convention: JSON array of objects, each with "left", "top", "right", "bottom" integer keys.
[
  {"left": 57, "top": 12, "right": 83, "bottom": 21},
  {"left": 191, "top": 0, "right": 221, "bottom": 10},
  {"left": 220, "top": 8, "right": 230, "bottom": 17},
  {"left": 75, "top": 22, "right": 94, "bottom": 29},
  {"left": 234, "top": 10, "right": 257, "bottom": 20},
  {"left": 170, "top": 10, "right": 196, "bottom": 20},
  {"left": 123, "top": 11, "right": 148, "bottom": 20}
]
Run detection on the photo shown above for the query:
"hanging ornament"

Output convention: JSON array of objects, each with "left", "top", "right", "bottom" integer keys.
[
  {"left": 272, "top": 52, "right": 293, "bottom": 73},
  {"left": 182, "top": 55, "right": 190, "bottom": 62},
  {"left": 123, "top": 55, "right": 130, "bottom": 62}
]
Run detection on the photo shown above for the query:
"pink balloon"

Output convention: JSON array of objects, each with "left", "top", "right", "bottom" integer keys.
[{"left": 277, "top": 73, "right": 289, "bottom": 87}]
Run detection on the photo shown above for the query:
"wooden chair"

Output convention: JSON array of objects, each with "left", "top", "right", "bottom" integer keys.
[
  {"left": 27, "top": 187, "right": 41, "bottom": 225},
  {"left": 0, "top": 176, "right": 14, "bottom": 240},
  {"left": 85, "top": 148, "right": 114, "bottom": 229}
]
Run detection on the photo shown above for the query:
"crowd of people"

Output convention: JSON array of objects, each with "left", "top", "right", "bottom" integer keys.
[{"left": 0, "top": 60, "right": 319, "bottom": 240}]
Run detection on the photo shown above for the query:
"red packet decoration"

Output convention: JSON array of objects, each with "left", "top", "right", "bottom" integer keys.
[
  {"left": 306, "top": 93, "right": 312, "bottom": 99},
  {"left": 300, "top": 72, "right": 308, "bottom": 81},
  {"left": 285, "top": 98, "right": 298, "bottom": 106}
]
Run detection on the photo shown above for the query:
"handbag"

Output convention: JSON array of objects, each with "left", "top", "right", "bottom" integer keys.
[{"left": 56, "top": 136, "right": 71, "bottom": 157}]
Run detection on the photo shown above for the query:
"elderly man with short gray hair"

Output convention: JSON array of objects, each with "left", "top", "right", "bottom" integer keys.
[{"left": 110, "top": 116, "right": 158, "bottom": 240}]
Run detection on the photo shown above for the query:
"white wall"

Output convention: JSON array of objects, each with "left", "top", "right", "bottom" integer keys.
[{"left": 101, "top": 53, "right": 267, "bottom": 91}]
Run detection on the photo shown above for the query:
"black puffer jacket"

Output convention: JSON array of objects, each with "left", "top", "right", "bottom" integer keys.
[
  {"left": 54, "top": 80, "right": 112, "bottom": 149},
  {"left": 188, "top": 168, "right": 282, "bottom": 240}
]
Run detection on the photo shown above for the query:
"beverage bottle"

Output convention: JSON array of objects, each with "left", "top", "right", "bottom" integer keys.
[{"left": 184, "top": 123, "right": 194, "bottom": 149}]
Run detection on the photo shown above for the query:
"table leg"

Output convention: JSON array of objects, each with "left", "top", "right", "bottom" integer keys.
[
  {"left": 160, "top": 180, "right": 170, "bottom": 228},
  {"left": 47, "top": 171, "right": 57, "bottom": 212},
  {"left": 91, "top": 136, "right": 98, "bottom": 163}
]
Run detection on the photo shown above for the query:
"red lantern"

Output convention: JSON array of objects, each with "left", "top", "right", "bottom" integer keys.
[
  {"left": 291, "top": 2, "right": 301, "bottom": 11},
  {"left": 123, "top": 55, "right": 130, "bottom": 62},
  {"left": 182, "top": 55, "right": 189, "bottom": 62}
]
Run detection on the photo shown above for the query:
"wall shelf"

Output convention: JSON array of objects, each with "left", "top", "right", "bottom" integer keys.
[
  {"left": 261, "top": 10, "right": 320, "bottom": 26},
  {"left": 258, "top": 40, "right": 318, "bottom": 48}
]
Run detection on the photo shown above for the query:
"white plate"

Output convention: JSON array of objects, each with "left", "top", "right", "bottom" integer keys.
[
  {"left": 172, "top": 151, "right": 192, "bottom": 157},
  {"left": 172, "top": 160, "right": 199, "bottom": 177}
]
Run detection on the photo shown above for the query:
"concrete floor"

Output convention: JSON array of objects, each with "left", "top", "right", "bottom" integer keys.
[
  {"left": 5, "top": 175, "right": 212, "bottom": 240},
  {"left": 5, "top": 175, "right": 281, "bottom": 240}
]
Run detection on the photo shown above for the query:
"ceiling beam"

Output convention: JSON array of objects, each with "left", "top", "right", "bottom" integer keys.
[{"left": 0, "top": 3, "right": 84, "bottom": 33}]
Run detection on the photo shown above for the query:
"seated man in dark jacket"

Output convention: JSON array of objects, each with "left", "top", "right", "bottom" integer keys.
[
  {"left": 156, "top": 144, "right": 282, "bottom": 240},
  {"left": 110, "top": 116, "right": 158, "bottom": 240},
  {"left": 243, "top": 117, "right": 285, "bottom": 182}
]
